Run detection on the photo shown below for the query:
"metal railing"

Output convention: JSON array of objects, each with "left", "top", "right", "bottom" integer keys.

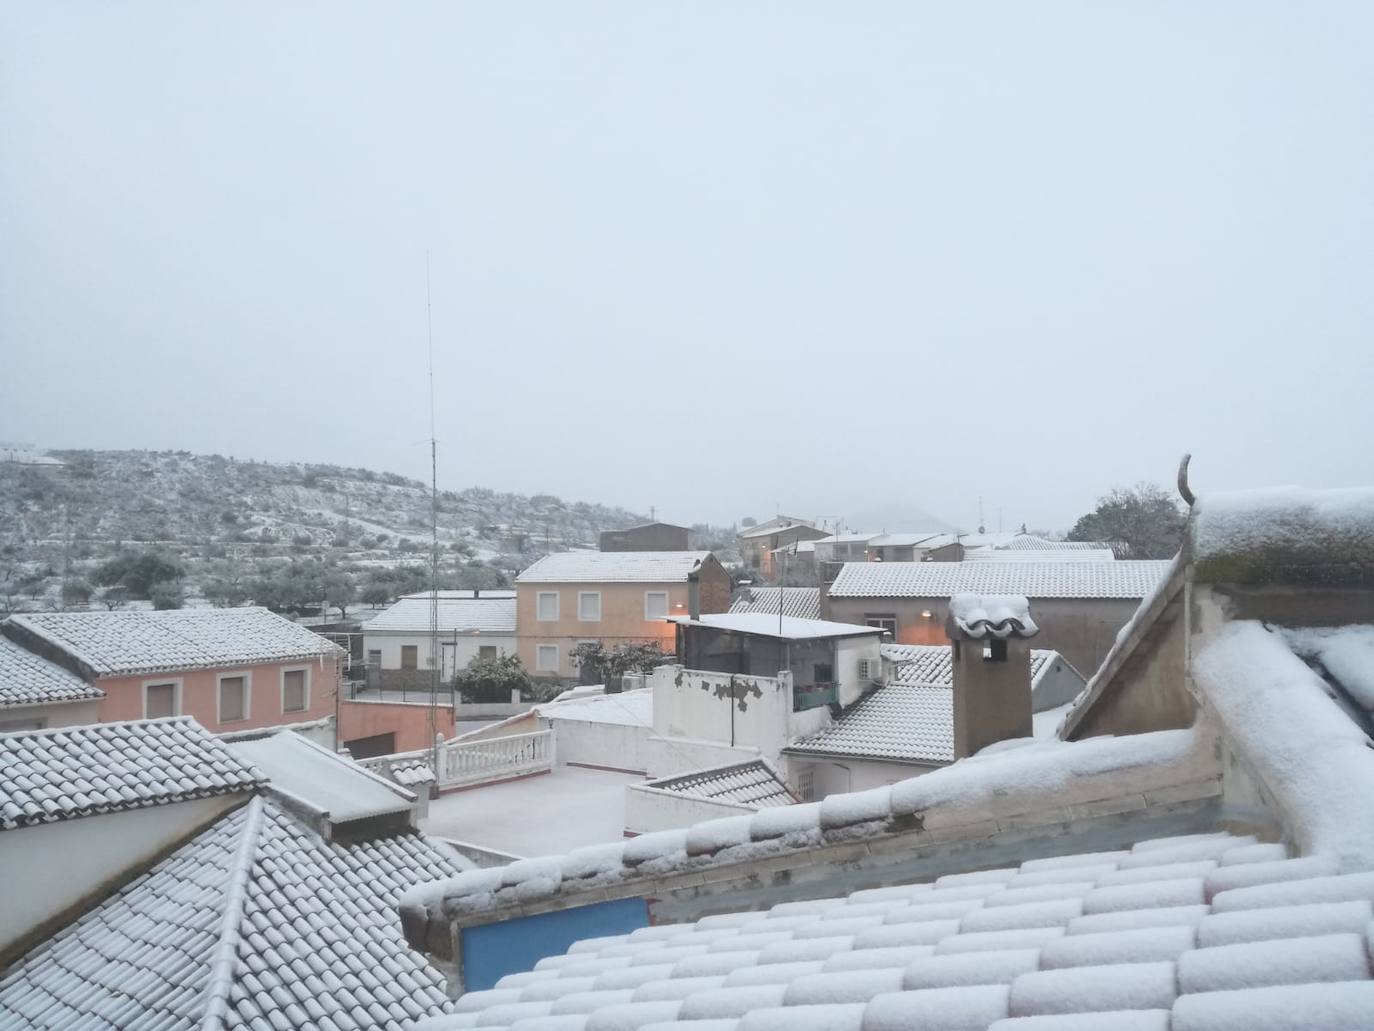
[{"left": 793, "top": 682, "right": 838, "bottom": 712}]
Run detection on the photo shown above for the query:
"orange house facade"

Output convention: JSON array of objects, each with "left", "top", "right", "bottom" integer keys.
[
  {"left": 515, "top": 551, "right": 731, "bottom": 681},
  {"left": 2, "top": 607, "right": 344, "bottom": 736}
]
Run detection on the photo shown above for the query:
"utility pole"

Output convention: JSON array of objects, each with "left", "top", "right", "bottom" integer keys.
[{"left": 425, "top": 253, "right": 441, "bottom": 779}]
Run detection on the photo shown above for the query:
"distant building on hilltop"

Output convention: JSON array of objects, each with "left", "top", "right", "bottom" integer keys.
[{"left": 599, "top": 521, "right": 691, "bottom": 552}]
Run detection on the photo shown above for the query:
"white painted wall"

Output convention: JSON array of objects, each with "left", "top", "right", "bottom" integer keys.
[
  {"left": 363, "top": 631, "right": 516, "bottom": 678},
  {"left": 0, "top": 699, "right": 101, "bottom": 732},
  {"left": 0, "top": 794, "right": 246, "bottom": 960},
  {"left": 624, "top": 784, "right": 755, "bottom": 834},
  {"left": 787, "top": 756, "right": 940, "bottom": 801},
  {"left": 835, "top": 637, "right": 881, "bottom": 707},
  {"left": 543, "top": 716, "right": 656, "bottom": 774},
  {"left": 644, "top": 736, "right": 761, "bottom": 779},
  {"left": 651, "top": 665, "right": 791, "bottom": 762}
]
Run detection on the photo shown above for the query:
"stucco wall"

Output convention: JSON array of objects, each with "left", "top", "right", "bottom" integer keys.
[
  {"left": 0, "top": 698, "right": 101, "bottom": 732},
  {"left": 338, "top": 698, "right": 456, "bottom": 754},
  {"left": 825, "top": 596, "right": 1141, "bottom": 677},
  {"left": 0, "top": 794, "right": 245, "bottom": 962},
  {"left": 624, "top": 785, "right": 754, "bottom": 835},
  {"left": 544, "top": 715, "right": 656, "bottom": 774},
  {"left": 517, "top": 581, "right": 691, "bottom": 678},
  {"left": 650, "top": 665, "right": 790, "bottom": 762},
  {"left": 362, "top": 632, "right": 516, "bottom": 678},
  {"left": 97, "top": 657, "right": 340, "bottom": 733},
  {"left": 788, "top": 755, "right": 939, "bottom": 800}
]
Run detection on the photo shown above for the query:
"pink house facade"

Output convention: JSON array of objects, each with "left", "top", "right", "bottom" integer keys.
[{"left": 1, "top": 608, "right": 344, "bottom": 737}]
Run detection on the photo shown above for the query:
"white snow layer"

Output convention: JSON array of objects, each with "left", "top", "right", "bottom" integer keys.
[
  {"left": 947, "top": 593, "right": 1039, "bottom": 638},
  {"left": 1192, "top": 621, "right": 1374, "bottom": 871},
  {"left": 1281, "top": 625, "right": 1374, "bottom": 712},
  {"left": 1190, "top": 484, "right": 1374, "bottom": 560}
]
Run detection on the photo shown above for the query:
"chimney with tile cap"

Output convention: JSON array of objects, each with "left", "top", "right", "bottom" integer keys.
[{"left": 947, "top": 593, "right": 1039, "bottom": 758}]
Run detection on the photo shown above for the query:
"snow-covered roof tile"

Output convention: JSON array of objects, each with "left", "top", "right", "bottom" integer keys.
[
  {"left": 0, "top": 795, "right": 470, "bottom": 1029},
  {"left": 644, "top": 760, "right": 795, "bottom": 809},
  {"left": 947, "top": 594, "right": 1039, "bottom": 639},
  {"left": 517, "top": 552, "right": 714, "bottom": 583},
  {"left": 879, "top": 645, "right": 1060, "bottom": 690},
  {"left": 4, "top": 607, "right": 344, "bottom": 677},
  {"left": 415, "top": 832, "right": 1374, "bottom": 1031},
  {"left": 729, "top": 587, "right": 823, "bottom": 620},
  {"left": 829, "top": 561, "right": 1171, "bottom": 600},
  {"left": 0, "top": 635, "right": 103, "bottom": 708},
  {"left": 786, "top": 684, "right": 955, "bottom": 763},
  {"left": 362, "top": 595, "right": 517, "bottom": 634},
  {"left": 0, "top": 717, "right": 263, "bottom": 830}
]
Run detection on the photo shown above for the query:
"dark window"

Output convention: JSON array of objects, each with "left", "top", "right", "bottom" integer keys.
[
  {"left": 479, "top": 645, "right": 497, "bottom": 660},
  {"left": 401, "top": 645, "right": 418, "bottom": 670},
  {"left": 986, "top": 639, "right": 1008, "bottom": 663},
  {"left": 344, "top": 732, "right": 395, "bottom": 760},
  {"left": 813, "top": 663, "right": 834, "bottom": 683},
  {"left": 865, "top": 615, "right": 897, "bottom": 634}
]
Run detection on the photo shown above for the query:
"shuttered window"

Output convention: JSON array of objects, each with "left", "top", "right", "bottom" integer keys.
[
  {"left": 283, "top": 669, "right": 307, "bottom": 712},
  {"left": 146, "top": 683, "right": 177, "bottom": 718},
  {"left": 219, "top": 676, "right": 247, "bottom": 722}
]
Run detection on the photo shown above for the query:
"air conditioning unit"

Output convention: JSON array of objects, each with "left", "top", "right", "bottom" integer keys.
[{"left": 858, "top": 658, "right": 880, "bottom": 681}]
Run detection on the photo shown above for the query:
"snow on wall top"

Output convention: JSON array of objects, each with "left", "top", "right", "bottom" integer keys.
[
  {"left": 947, "top": 594, "right": 1039, "bottom": 639},
  {"left": 400, "top": 726, "right": 1210, "bottom": 936},
  {"left": 673, "top": 613, "right": 884, "bottom": 641},
  {"left": 829, "top": 561, "right": 1170, "bottom": 599},
  {"left": 516, "top": 551, "right": 713, "bottom": 583},
  {"left": 5, "top": 607, "right": 344, "bottom": 677},
  {"left": 361, "top": 595, "right": 517, "bottom": 634},
  {"left": 0, "top": 634, "right": 103, "bottom": 708},
  {"left": 537, "top": 688, "right": 653, "bottom": 727},
  {"left": 1193, "top": 621, "right": 1374, "bottom": 872},
  {"left": 1190, "top": 485, "right": 1374, "bottom": 584},
  {"left": 0, "top": 795, "right": 470, "bottom": 1029},
  {"left": 0, "top": 717, "right": 264, "bottom": 830},
  {"left": 729, "top": 587, "right": 823, "bottom": 620},
  {"left": 415, "top": 832, "right": 1374, "bottom": 1031}
]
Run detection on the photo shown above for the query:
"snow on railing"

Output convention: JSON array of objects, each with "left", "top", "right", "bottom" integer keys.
[{"left": 438, "top": 730, "right": 555, "bottom": 789}]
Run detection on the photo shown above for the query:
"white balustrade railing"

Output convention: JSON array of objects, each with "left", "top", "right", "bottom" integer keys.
[
  {"left": 347, "top": 729, "right": 556, "bottom": 791},
  {"left": 439, "top": 730, "right": 555, "bottom": 789}
]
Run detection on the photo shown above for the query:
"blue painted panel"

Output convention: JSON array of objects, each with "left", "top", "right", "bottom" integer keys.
[{"left": 460, "top": 896, "right": 650, "bottom": 991}]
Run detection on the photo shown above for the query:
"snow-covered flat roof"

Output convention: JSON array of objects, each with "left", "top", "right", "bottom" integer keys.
[
  {"left": 537, "top": 688, "right": 653, "bottom": 727},
  {"left": 964, "top": 547, "right": 1118, "bottom": 562},
  {"left": 671, "top": 613, "right": 885, "bottom": 641},
  {"left": 644, "top": 760, "right": 794, "bottom": 808},
  {"left": 729, "top": 587, "right": 823, "bottom": 620},
  {"left": 362, "top": 595, "right": 517, "bottom": 634},
  {"left": 829, "top": 560, "right": 1171, "bottom": 599},
  {"left": 5, "top": 607, "right": 344, "bottom": 677},
  {"left": 516, "top": 551, "right": 713, "bottom": 583},
  {"left": 869, "top": 532, "right": 952, "bottom": 548},
  {"left": 417, "top": 830, "right": 1374, "bottom": 1031},
  {"left": 738, "top": 517, "right": 819, "bottom": 539},
  {"left": 0, "top": 795, "right": 469, "bottom": 1029},
  {"left": 0, "top": 717, "right": 263, "bottom": 830},
  {"left": 225, "top": 730, "right": 416, "bottom": 824},
  {"left": 0, "top": 635, "right": 103, "bottom": 708}
]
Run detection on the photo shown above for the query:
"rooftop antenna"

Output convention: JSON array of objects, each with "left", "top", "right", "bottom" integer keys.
[{"left": 426, "top": 252, "right": 441, "bottom": 777}]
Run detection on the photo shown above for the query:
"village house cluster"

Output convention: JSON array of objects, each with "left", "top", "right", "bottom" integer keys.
[{"left": 1, "top": 482, "right": 1373, "bottom": 1030}]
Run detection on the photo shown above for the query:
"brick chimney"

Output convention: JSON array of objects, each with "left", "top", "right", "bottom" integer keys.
[{"left": 947, "top": 594, "right": 1039, "bottom": 759}]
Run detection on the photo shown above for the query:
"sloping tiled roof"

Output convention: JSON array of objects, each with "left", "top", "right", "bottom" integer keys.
[
  {"left": 0, "top": 717, "right": 263, "bottom": 831},
  {"left": 789, "top": 683, "right": 955, "bottom": 762},
  {"left": 516, "top": 551, "right": 712, "bottom": 583},
  {"left": 0, "top": 795, "right": 468, "bottom": 1029},
  {"left": 738, "top": 517, "right": 819, "bottom": 539},
  {"left": 5, "top": 608, "right": 344, "bottom": 677},
  {"left": 883, "top": 645, "right": 1058, "bottom": 688},
  {"left": 729, "top": 588, "right": 823, "bottom": 620},
  {"left": 423, "top": 832, "right": 1374, "bottom": 1031},
  {"left": 829, "top": 561, "right": 1170, "bottom": 599},
  {"left": 645, "top": 760, "right": 794, "bottom": 808},
  {"left": 362, "top": 596, "right": 517, "bottom": 634},
  {"left": 0, "top": 636, "right": 103, "bottom": 708}
]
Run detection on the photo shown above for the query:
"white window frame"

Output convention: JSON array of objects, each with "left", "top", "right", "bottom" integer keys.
[
  {"left": 536, "top": 644, "right": 559, "bottom": 673},
  {"left": 216, "top": 670, "right": 252, "bottom": 724},
  {"left": 577, "top": 591, "right": 601, "bottom": 622},
  {"left": 644, "top": 591, "right": 669, "bottom": 621},
  {"left": 536, "top": 591, "right": 560, "bottom": 621},
  {"left": 280, "top": 665, "right": 311, "bottom": 714},
  {"left": 142, "top": 677, "right": 183, "bottom": 719}
]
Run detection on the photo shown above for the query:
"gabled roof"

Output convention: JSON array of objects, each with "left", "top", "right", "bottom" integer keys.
[
  {"left": 0, "top": 718, "right": 263, "bottom": 831},
  {"left": 729, "top": 587, "right": 823, "bottom": 620},
  {"left": 672, "top": 613, "right": 884, "bottom": 641},
  {"left": 0, "top": 636, "right": 103, "bottom": 709},
  {"left": 868, "top": 532, "right": 952, "bottom": 548},
  {"left": 428, "top": 831, "right": 1374, "bottom": 1031},
  {"left": 362, "top": 595, "right": 517, "bottom": 635},
  {"left": 738, "top": 516, "right": 819, "bottom": 539},
  {"left": 829, "top": 560, "right": 1170, "bottom": 599},
  {"left": 4, "top": 607, "right": 344, "bottom": 678},
  {"left": 516, "top": 551, "right": 713, "bottom": 583},
  {"left": 644, "top": 760, "right": 795, "bottom": 808},
  {"left": 0, "top": 795, "right": 468, "bottom": 1029}
]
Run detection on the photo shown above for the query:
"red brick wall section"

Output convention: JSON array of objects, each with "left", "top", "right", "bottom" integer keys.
[{"left": 698, "top": 558, "right": 733, "bottom": 614}]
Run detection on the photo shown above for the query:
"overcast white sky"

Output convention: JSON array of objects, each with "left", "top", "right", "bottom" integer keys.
[{"left": 2, "top": 3, "right": 1371, "bottom": 531}]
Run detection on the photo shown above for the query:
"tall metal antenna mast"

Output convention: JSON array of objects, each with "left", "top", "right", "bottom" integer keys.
[{"left": 426, "top": 252, "right": 440, "bottom": 776}]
